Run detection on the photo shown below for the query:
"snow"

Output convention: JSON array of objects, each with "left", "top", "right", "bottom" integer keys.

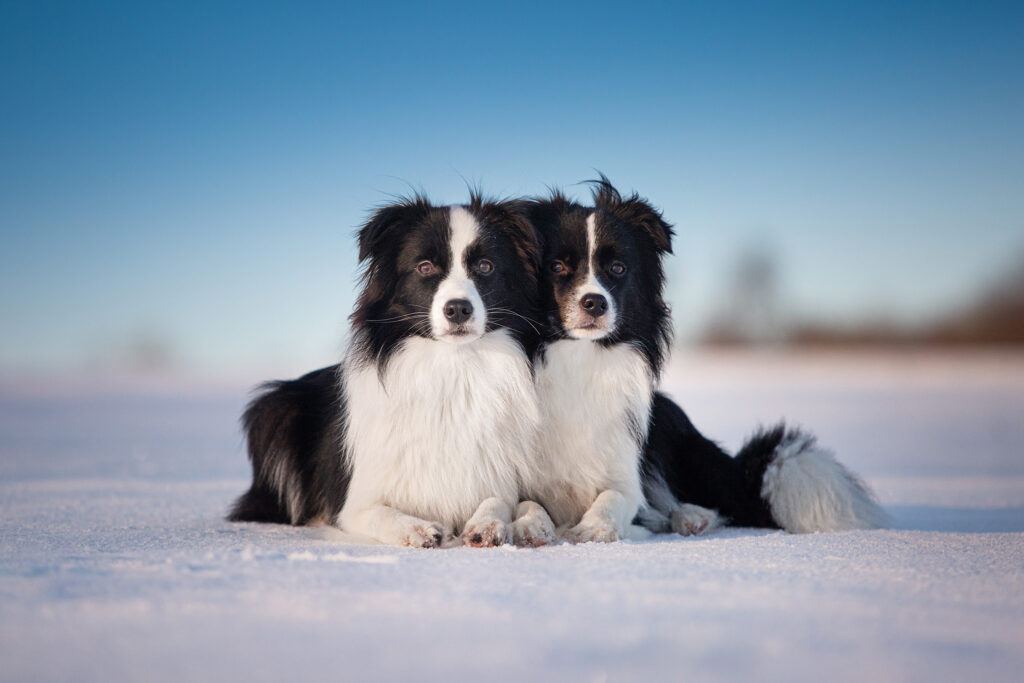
[{"left": 2, "top": 351, "right": 1024, "bottom": 682}]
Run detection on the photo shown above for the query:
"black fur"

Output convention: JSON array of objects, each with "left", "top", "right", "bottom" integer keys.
[
  {"left": 231, "top": 180, "right": 838, "bottom": 535},
  {"left": 351, "top": 193, "right": 542, "bottom": 373},
  {"left": 527, "top": 178, "right": 787, "bottom": 532},
  {"left": 229, "top": 195, "right": 542, "bottom": 525},
  {"left": 643, "top": 393, "right": 779, "bottom": 529},
  {"left": 528, "top": 180, "right": 674, "bottom": 376},
  {"left": 228, "top": 365, "right": 345, "bottom": 524}
]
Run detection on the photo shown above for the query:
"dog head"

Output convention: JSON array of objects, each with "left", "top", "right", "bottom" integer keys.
[
  {"left": 530, "top": 178, "right": 674, "bottom": 372},
  {"left": 351, "top": 194, "right": 541, "bottom": 366}
]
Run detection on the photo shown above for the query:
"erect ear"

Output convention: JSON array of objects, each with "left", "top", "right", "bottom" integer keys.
[
  {"left": 590, "top": 175, "right": 674, "bottom": 254},
  {"left": 357, "top": 197, "right": 431, "bottom": 262}
]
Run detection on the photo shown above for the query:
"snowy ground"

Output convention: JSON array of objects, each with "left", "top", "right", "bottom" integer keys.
[{"left": 2, "top": 351, "right": 1023, "bottom": 682}]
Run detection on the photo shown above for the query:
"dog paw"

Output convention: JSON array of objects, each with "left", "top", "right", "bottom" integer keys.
[
  {"left": 512, "top": 505, "right": 557, "bottom": 547},
  {"left": 462, "top": 519, "right": 510, "bottom": 547},
  {"left": 670, "top": 504, "right": 721, "bottom": 536},
  {"left": 566, "top": 519, "right": 620, "bottom": 544},
  {"left": 402, "top": 521, "right": 445, "bottom": 548}
]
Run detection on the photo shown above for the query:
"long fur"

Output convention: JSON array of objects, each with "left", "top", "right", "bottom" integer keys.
[
  {"left": 640, "top": 392, "right": 777, "bottom": 532},
  {"left": 229, "top": 196, "right": 546, "bottom": 547},
  {"left": 339, "top": 330, "right": 538, "bottom": 535},
  {"left": 228, "top": 365, "right": 345, "bottom": 525},
  {"left": 522, "top": 178, "right": 674, "bottom": 542},
  {"left": 643, "top": 410, "right": 888, "bottom": 535},
  {"left": 529, "top": 177, "right": 886, "bottom": 538},
  {"left": 231, "top": 181, "right": 886, "bottom": 545},
  {"left": 736, "top": 424, "right": 889, "bottom": 532}
]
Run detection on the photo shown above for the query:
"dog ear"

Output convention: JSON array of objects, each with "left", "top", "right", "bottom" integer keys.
[
  {"left": 476, "top": 198, "right": 543, "bottom": 284},
  {"left": 591, "top": 175, "right": 674, "bottom": 254},
  {"left": 357, "top": 197, "right": 430, "bottom": 262},
  {"left": 524, "top": 192, "right": 572, "bottom": 255},
  {"left": 506, "top": 202, "right": 543, "bottom": 282},
  {"left": 627, "top": 198, "right": 674, "bottom": 254}
]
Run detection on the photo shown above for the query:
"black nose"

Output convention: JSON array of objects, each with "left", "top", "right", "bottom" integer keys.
[
  {"left": 443, "top": 298, "right": 473, "bottom": 324},
  {"left": 580, "top": 293, "right": 608, "bottom": 317}
]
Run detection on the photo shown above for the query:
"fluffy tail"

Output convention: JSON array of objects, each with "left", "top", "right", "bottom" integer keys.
[{"left": 735, "top": 424, "right": 887, "bottom": 533}]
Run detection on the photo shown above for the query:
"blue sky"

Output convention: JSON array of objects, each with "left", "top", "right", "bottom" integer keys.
[{"left": 2, "top": 1, "right": 1022, "bottom": 376}]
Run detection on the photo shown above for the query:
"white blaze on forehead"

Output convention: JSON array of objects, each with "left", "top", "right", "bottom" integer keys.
[
  {"left": 586, "top": 211, "right": 598, "bottom": 276},
  {"left": 448, "top": 206, "right": 478, "bottom": 280},
  {"left": 430, "top": 206, "right": 487, "bottom": 342},
  {"left": 565, "top": 212, "right": 616, "bottom": 339}
]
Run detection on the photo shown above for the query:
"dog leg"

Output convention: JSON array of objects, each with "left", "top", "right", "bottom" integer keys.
[
  {"left": 511, "top": 501, "right": 557, "bottom": 547},
  {"left": 339, "top": 504, "right": 445, "bottom": 548},
  {"left": 671, "top": 503, "right": 723, "bottom": 536},
  {"left": 566, "top": 490, "right": 636, "bottom": 543},
  {"left": 461, "top": 497, "right": 514, "bottom": 547}
]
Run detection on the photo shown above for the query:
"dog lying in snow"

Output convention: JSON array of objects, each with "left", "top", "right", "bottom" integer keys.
[
  {"left": 522, "top": 179, "right": 885, "bottom": 540},
  {"left": 229, "top": 194, "right": 547, "bottom": 547},
  {"left": 229, "top": 182, "right": 886, "bottom": 546}
]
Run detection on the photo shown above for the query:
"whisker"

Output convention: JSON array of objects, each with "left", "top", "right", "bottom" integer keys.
[
  {"left": 364, "top": 313, "right": 431, "bottom": 323},
  {"left": 488, "top": 308, "right": 542, "bottom": 333},
  {"left": 489, "top": 308, "right": 543, "bottom": 325},
  {"left": 364, "top": 311, "right": 432, "bottom": 321}
]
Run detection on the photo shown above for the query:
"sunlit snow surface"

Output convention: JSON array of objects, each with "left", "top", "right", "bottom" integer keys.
[{"left": 2, "top": 352, "right": 1023, "bottom": 682}]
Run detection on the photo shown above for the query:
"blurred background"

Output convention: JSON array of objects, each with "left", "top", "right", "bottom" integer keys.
[
  {"left": 1, "top": 1, "right": 1022, "bottom": 481},
  {"left": 4, "top": 7, "right": 1023, "bottom": 679}
]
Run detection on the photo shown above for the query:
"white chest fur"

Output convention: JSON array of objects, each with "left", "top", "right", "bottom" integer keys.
[
  {"left": 339, "top": 330, "right": 539, "bottom": 531},
  {"left": 527, "top": 339, "right": 653, "bottom": 526}
]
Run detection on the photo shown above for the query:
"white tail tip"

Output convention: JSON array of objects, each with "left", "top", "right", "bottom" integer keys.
[{"left": 761, "top": 431, "right": 888, "bottom": 533}]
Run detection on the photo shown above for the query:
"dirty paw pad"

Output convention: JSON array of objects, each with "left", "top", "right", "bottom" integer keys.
[
  {"left": 462, "top": 520, "right": 509, "bottom": 547},
  {"left": 403, "top": 523, "right": 445, "bottom": 548},
  {"left": 513, "top": 515, "right": 556, "bottom": 547}
]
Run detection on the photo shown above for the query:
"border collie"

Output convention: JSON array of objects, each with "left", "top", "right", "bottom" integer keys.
[
  {"left": 229, "top": 195, "right": 547, "bottom": 547},
  {"left": 524, "top": 179, "right": 886, "bottom": 539}
]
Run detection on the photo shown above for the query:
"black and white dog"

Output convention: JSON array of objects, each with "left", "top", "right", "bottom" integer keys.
[
  {"left": 520, "top": 187, "right": 673, "bottom": 541},
  {"left": 231, "top": 183, "right": 885, "bottom": 547},
  {"left": 524, "top": 179, "right": 886, "bottom": 539},
  {"left": 229, "top": 195, "right": 548, "bottom": 547}
]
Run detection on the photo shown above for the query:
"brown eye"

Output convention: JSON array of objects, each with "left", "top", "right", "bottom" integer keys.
[
  {"left": 416, "top": 261, "right": 435, "bottom": 276},
  {"left": 609, "top": 261, "right": 627, "bottom": 276},
  {"left": 550, "top": 260, "right": 568, "bottom": 275},
  {"left": 476, "top": 259, "right": 494, "bottom": 275}
]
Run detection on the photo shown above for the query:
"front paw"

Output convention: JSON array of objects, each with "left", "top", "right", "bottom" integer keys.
[
  {"left": 512, "top": 507, "right": 556, "bottom": 547},
  {"left": 402, "top": 521, "right": 445, "bottom": 548},
  {"left": 462, "top": 519, "right": 510, "bottom": 547},
  {"left": 566, "top": 519, "right": 620, "bottom": 544},
  {"left": 671, "top": 504, "right": 721, "bottom": 536}
]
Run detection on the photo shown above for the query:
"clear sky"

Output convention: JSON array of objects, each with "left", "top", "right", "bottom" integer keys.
[{"left": 2, "top": 1, "right": 1022, "bottom": 377}]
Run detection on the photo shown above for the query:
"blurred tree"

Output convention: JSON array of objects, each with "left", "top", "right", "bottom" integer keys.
[
  {"left": 700, "top": 245, "right": 784, "bottom": 346},
  {"left": 699, "top": 247, "right": 1024, "bottom": 348},
  {"left": 927, "top": 253, "right": 1024, "bottom": 345}
]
